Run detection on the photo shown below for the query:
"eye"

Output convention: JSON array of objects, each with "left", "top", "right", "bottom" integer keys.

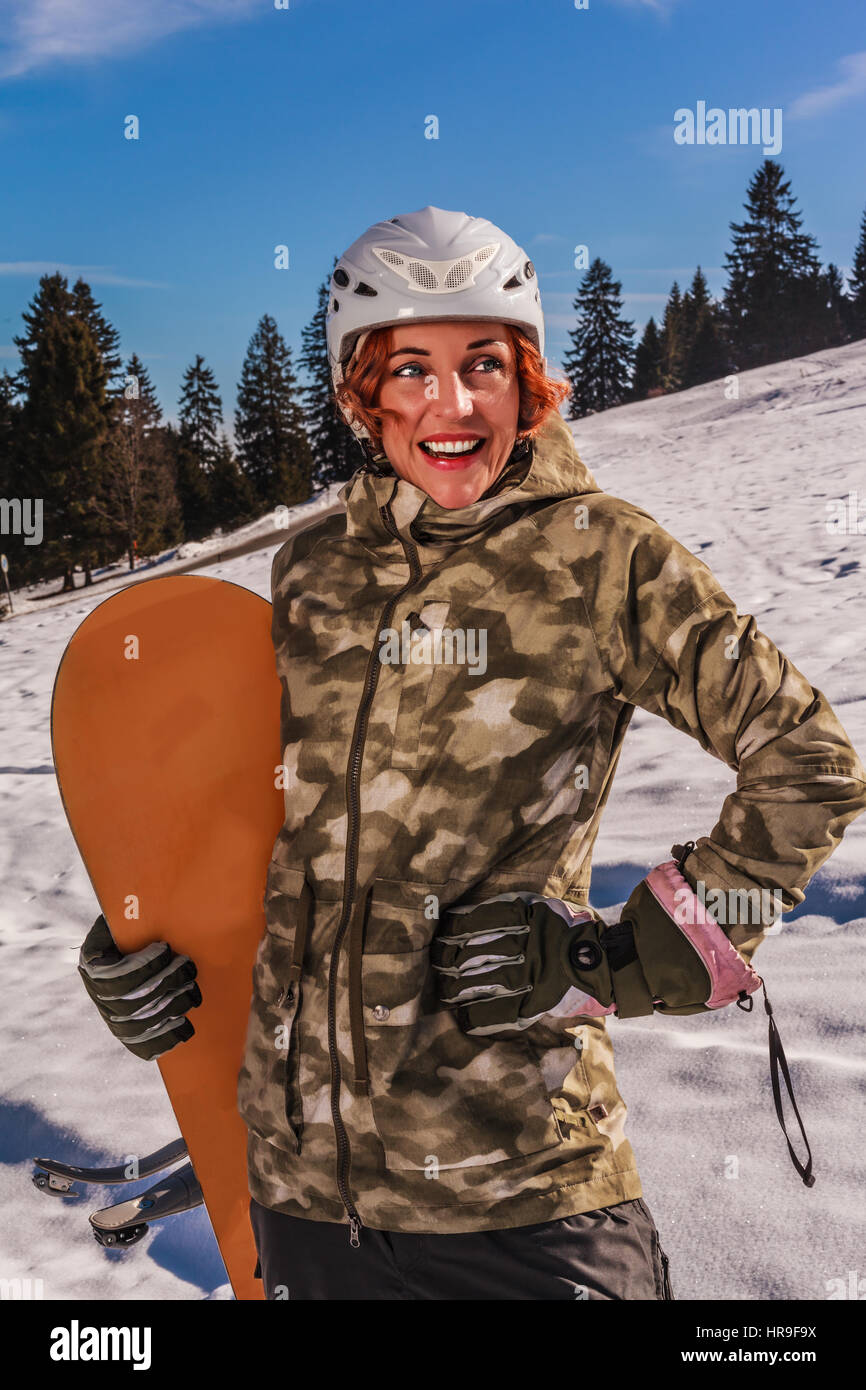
[{"left": 392, "top": 355, "right": 506, "bottom": 380}]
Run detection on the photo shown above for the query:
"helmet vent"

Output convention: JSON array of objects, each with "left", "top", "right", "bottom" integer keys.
[
  {"left": 408, "top": 260, "right": 439, "bottom": 290},
  {"left": 333, "top": 267, "right": 350, "bottom": 287},
  {"left": 443, "top": 257, "right": 473, "bottom": 288},
  {"left": 371, "top": 242, "right": 500, "bottom": 294},
  {"left": 502, "top": 274, "right": 522, "bottom": 290},
  {"left": 354, "top": 281, "right": 378, "bottom": 296}
]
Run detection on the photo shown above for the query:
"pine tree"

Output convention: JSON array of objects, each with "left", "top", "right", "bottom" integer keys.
[
  {"left": 89, "top": 354, "right": 181, "bottom": 570},
  {"left": 631, "top": 317, "right": 664, "bottom": 399},
  {"left": 178, "top": 354, "right": 223, "bottom": 461},
  {"left": 684, "top": 308, "right": 731, "bottom": 386},
  {"left": 176, "top": 355, "right": 223, "bottom": 538},
  {"left": 680, "top": 268, "right": 710, "bottom": 358},
  {"left": 0, "top": 370, "right": 18, "bottom": 482},
  {"left": 123, "top": 353, "right": 162, "bottom": 431},
  {"left": 149, "top": 422, "right": 187, "bottom": 555},
  {"left": 818, "top": 264, "right": 850, "bottom": 349},
  {"left": 14, "top": 274, "right": 109, "bottom": 591},
  {"left": 679, "top": 267, "right": 729, "bottom": 387},
  {"left": 722, "top": 159, "right": 828, "bottom": 368},
  {"left": 0, "top": 371, "right": 21, "bottom": 604},
  {"left": 72, "top": 280, "right": 123, "bottom": 400},
  {"left": 563, "top": 258, "right": 635, "bottom": 417},
  {"left": 67, "top": 281, "right": 125, "bottom": 578},
  {"left": 847, "top": 207, "right": 866, "bottom": 340},
  {"left": 136, "top": 434, "right": 183, "bottom": 562},
  {"left": 299, "top": 272, "right": 361, "bottom": 488},
  {"left": 235, "top": 314, "right": 313, "bottom": 509},
  {"left": 130, "top": 361, "right": 170, "bottom": 551},
  {"left": 209, "top": 433, "right": 256, "bottom": 532},
  {"left": 659, "top": 282, "right": 685, "bottom": 391}
]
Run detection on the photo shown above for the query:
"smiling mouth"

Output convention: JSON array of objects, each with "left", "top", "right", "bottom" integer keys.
[{"left": 418, "top": 438, "right": 486, "bottom": 459}]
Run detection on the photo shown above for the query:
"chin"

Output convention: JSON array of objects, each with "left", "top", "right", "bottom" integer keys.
[{"left": 422, "top": 475, "right": 489, "bottom": 508}]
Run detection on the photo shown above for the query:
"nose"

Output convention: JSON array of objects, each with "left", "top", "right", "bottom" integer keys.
[{"left": 431, "top": 370, "right": 474, "bottom": 420}]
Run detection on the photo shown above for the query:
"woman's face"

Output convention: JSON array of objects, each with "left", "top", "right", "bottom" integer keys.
[{"left": 375, "top": 320, "right": 521, "bottom": 509}]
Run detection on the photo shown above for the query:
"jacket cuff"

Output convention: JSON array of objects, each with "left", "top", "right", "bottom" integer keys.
[{"left": 671, "top": 839, "right": 781, "bottom": 966}]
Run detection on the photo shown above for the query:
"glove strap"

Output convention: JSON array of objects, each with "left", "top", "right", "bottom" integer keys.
[
  {"left": 600, "top": 921, "right": 655, "bottom": 1017},
  {"left": 761, "top": 982, "right": 816, "bottom": 1187}
]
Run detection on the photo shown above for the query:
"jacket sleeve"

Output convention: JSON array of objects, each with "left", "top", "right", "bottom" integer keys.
[{"left": 580, "top": 497, "right": 866, "bottom": 966}]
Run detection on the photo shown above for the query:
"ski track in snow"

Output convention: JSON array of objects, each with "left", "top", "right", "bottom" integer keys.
[{"left": 1, "top": 343, "right": 864, "bottom": 1300}]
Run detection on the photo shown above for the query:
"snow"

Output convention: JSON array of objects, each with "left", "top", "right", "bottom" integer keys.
[{"left": 1, "top": 342, "right": 864, "bottom": 1300}]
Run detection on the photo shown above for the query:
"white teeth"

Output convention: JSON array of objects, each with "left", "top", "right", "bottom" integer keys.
[{"left": 421, "top": 439, "right": 482, "bottom": 456}]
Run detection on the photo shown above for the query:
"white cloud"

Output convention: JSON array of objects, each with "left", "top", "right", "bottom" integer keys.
[
  {"left": 0, "top": 261, "right": 168, "bottom": 288},
  {"left": 0, "top": 0, "right": 263, "bottom": 79},
  {"left": 788, "top": 50, "right": 866, "bottom": 120}
]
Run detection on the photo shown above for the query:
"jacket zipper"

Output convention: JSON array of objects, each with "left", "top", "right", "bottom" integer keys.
[{"left": 327, "top": 499, "right": 424, "bottom": 1248}]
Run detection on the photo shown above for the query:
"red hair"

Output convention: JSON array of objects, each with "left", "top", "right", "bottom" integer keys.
[{"left": 334, "top": 323, "right": 570, "bottom": 457}]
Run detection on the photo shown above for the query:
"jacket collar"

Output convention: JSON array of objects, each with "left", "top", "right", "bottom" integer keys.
[{"left": 337, "top": 411, "right": 601, "bottom": 560}]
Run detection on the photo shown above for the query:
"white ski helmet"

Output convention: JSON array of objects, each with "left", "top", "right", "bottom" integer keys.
[{"left": 326, "top": 205, "right": 545, "bottom": 442}]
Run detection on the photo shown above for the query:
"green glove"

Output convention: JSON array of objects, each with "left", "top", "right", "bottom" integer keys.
[
  {"left": 430, "top": 892, "right": 620, "bottom": 1034},
  {"left": 432, "top": 857, "right": 763, "bottom": 1034},
  {"left": 78, "top": 914, "right": 201, "bottom": 1061}
]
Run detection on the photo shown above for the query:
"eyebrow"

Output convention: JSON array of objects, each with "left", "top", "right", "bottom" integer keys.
[{"left": 387, "top": 338, "right": 506, "bottom": 359}]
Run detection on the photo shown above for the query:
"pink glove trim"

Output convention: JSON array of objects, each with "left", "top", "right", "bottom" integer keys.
[{"left": 645, "top": 860, "right": 763, "bottom": 1009}]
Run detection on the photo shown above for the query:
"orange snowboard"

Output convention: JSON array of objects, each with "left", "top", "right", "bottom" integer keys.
[{"left": 51, "top": 574, "right": 284, "bottom": 1300}]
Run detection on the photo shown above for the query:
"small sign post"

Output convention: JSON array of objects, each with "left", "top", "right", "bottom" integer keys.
[{"left": 0, "top": 553, "right": 12, "bottom": 614}]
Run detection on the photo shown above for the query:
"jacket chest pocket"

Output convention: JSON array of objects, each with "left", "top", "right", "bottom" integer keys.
[
  {"left": 388, "top": 600, "right": 451, "bottom": 771},
  {"left": 236, "top": 859, "right": 308, "bottom": 1153},
  {"left": 360, "top": 878, "right": 565, "bottom": 1172}
]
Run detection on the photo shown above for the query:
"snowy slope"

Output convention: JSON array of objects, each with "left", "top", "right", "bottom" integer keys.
[{"left": 1, "top": 342, "right": 864, "bottom": 1300}]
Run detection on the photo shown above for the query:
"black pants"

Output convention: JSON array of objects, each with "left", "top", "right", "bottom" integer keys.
[{"left": 249, "top": 1195, "right": 675, "bottom": 1300}]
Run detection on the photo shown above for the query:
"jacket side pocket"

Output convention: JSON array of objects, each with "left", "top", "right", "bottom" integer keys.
[
  {"left": 237, "top": 860, "right": 308, "bottom": 1155},
  {"left": 361, "top": 876, "right": 566, "bottom": 1171}
]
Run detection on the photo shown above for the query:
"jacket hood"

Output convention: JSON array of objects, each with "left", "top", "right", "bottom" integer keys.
[{"left": 337, "top": 410, "right": 602, "bottom": 559}]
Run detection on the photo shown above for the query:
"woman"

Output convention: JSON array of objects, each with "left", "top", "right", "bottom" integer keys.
[{"left": 81, "top": 206, "right": 866, "bottom": 1300}]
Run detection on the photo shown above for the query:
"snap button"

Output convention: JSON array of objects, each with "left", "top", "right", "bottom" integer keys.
[
  {"left": 569, "top": 938, "right": 603, "bottom": 972},
  {"left": 372, "top": 1004, "right": 390, "bottom": 1021}
]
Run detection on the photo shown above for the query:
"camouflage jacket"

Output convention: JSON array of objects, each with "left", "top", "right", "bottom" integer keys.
[{"left": 237, "top": 409, "right": 866, "bottom": 1237}]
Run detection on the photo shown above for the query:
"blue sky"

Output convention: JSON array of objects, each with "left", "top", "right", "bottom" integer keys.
[{"left": 2, "top": 0, "right": 865, "bottom": 429}]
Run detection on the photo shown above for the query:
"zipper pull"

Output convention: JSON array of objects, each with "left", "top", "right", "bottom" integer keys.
[
  {"left": 348, "top": 1216, "right": 361, "bottom": 1248},
  {"left": 277, "top": 983, "right": 294, "bottom": 1007}
]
